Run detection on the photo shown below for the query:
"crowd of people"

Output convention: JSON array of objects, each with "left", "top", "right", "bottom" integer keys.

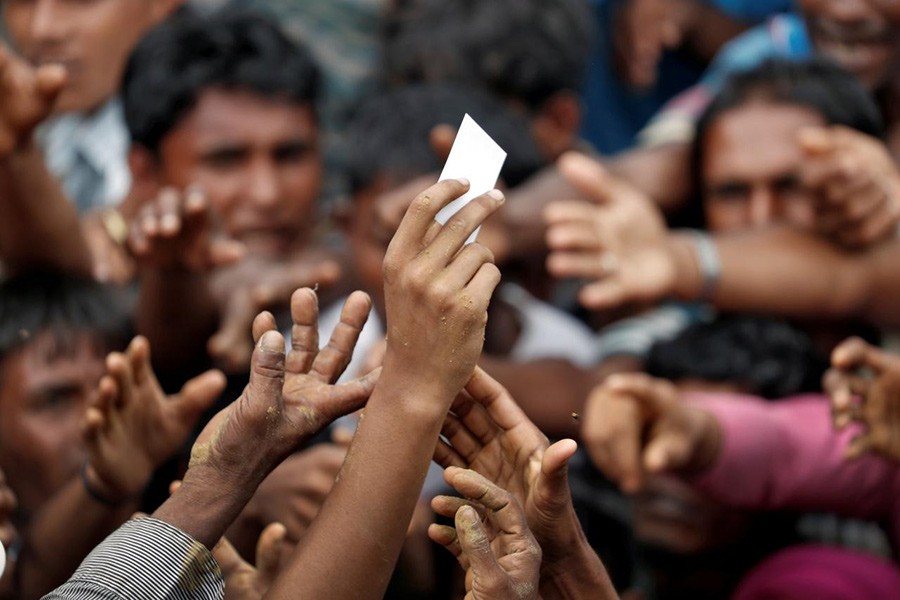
[{"left": 0, "top": 0, "right": 899, "bottom": 598}]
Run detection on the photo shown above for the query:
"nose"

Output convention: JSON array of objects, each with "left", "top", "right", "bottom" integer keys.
[
  {"left": 246, "top": 157, "right": 281, "bottom": 210},
  {"left": 748, "top": 187, "right": 775, "bottom": 227},
  {"left": 31, "top": 0, "right": 69, "bottom": 46}
]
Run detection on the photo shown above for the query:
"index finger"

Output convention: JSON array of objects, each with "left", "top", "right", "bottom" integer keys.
[
  {"left": 388, "top": 178, "right": 470, "bottom": 261},
  {"left": 464, "top": 367, "right": 532, "bottom": 433},
  {"left": 831, "top": 337, "right": 892, "bottom": 373}
]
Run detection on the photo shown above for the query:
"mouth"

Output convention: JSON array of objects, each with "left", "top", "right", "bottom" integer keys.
[{"left": 809, "top": 17, "right": 896, "bottom": 77}]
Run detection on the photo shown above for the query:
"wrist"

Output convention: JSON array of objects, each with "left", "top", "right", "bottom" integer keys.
[
  {"left": 371, "top": 356, "right": 458, "bottom": 419},
  {"left": 667, "top": 231, "right": 708, "bottom": 301}
]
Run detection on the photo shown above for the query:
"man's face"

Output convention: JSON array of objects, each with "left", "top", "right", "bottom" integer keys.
[
  {"left": 702, "top": 101, "right": 824, "bottom": 234},
  {"left": 3, "top": 0, "right": 175, "bottom": 114},
  {"left": 0, "top": 332, "right": 106, "bottom": 514},
  {"left": 798, "top": 0, "right": 900, "bottom": 90},
  {"left": 155, "top": 88, "right": 322, "bottom": 259}
]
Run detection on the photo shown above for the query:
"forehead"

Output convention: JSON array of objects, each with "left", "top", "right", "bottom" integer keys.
[
  {"left": 0, "top": 330, "right": 106, "bottom": 394},
  {"left": 162, "top": 88, "right": 317, "bottom": 151},
  {"left": 702, "top": 101, "right": 826, "bottom": 180}
]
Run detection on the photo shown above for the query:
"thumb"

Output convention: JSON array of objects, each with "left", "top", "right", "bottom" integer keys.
[
  {"left": 247, "top": 331, "right": 286, "bottom": 409},
  {"left": 558, "top": 151, "right": 617, "bottom": 206},
  {"left": 534, "top": 439, "right": 577, "bottom": 515},
  {"left": 643, "top": 431, "right": 693, "bottom": 474},
  {"left": 798, "top": 126, "right": 835, "bottom": 156},
  {"left": 212, "top": 535, "right": 248, "bottom": 578},
  {"left": 176, "top": 369, "right": 227, "bottom": 422},
  {"left": 35, "top": 63, "right": 67, "bottom": 101},
  {"left": 256, "top": 522, "right": 288, "bottom": 585},
  {"left": 429, "top": 124, "right": 457, "bottom": 162}
]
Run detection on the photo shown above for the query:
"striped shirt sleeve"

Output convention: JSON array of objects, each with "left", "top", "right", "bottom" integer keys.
[{"left": 43, "top": 517, "right": 224, "bottom": 600}]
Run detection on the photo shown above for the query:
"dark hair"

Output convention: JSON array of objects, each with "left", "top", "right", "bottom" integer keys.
[
  {"left": 344, "top": 83, "right": 545, "bottom": 195},
  {"left": 383, "top": 0, "right": 594, "bottom": 109},
  {"left": 645, "top": 315, "right": 829, "bottom": 399},
  {"left": 690, "top": 57, "right": 885, "bottom": 220},
  {"left": 0, "top": 272, "right": 133, "bottom": 376},
  {"left": 122, "top": 8, "right": 320, "bottom": 155}
]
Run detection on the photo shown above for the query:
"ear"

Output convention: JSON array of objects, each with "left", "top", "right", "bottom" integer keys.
[
  {"left": 530, "top": 91, "right": 582, "bottom": 161},
  {"left": 127, "top": 145, "right": 164, "bottom": 205}
]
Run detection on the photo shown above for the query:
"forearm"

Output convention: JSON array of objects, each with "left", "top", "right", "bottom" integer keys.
[
  {"left": 17, "top": 477, "right": 136, "bottom": 598},
  {"left": 268, "top": 376, "right": 451, "bottom": 600},
  {"left": 670, "top": 227, "right": 900, "bottom": 327},
  {"left": 0, "top": 141, "right": 92, "bottom": 277},
  {"left": 136, "top": 268, "right": 218, "bottom": 374}
]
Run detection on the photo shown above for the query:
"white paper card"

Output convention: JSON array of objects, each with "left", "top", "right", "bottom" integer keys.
[{"left": 435, "top": 114, "right": 507, "bottom": 244}]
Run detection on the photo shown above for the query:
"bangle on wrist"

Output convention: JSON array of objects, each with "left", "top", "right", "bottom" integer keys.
[
  {"left": 80, "top": 461, "right": 128, "bottom": 507},
  {"left": 684, "top": 229, "right": 720, "bottom": 301}
]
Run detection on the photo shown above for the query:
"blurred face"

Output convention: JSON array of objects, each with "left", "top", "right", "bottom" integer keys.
[
  {"left": 702, "top": 102, "right": 823, "bottom": 233},
  {"left": 156, "top": 88, "right": 321, "bottom": 258},
  {"left": 2, "top": 0, "right": 178, "bottom": 113},
  {"left": 798, "top": 0, "right": 900, "bottom": 89},
  {"left": 346, "top": 175, "right": 436, "bottom": 321},
  {"left": 0, "top": 332, "right": 105, "bottom": 514}
]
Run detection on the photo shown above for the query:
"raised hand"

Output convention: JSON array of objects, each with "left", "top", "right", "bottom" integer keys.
[
  {"left": 207, "top": 252, "right": 341, "bottom": 372},
  {"left": 0, "top": 42, "right": 66, "bottom": 156},
  {"left": 128, "top": 186, "right": 245, "bottom": 272},
  {"left": 191, "top": 288, "right": 378, "bottom": 476},
  {"left": 545, "top": 152, "right": 674, "bottom": 311},
  {"left": 582, "top": 373, "right": 720, "bottom": 493},
  {"left": 433, "top": 368, "right": 618, "bottom": 599},
  {"left": 82, "top": 336, "right": 226, "bottom": 501},
  {"left": 801, "top": 126, "right": 900, "bottom": 249},
  {"left": 614, "top": 0, "right": 688, "bottom": 89},
  {"left": 429, "top": 469, "right": 541, "bottom": 600},
  {"left": 213, "top": 522, "right": 287, "bottom": 600},
  {"left": 382, "top": 178, "right": 504, "bottom": 396},
  {"left": 824, "top": 337, "right": 900, "bottom": 461}
]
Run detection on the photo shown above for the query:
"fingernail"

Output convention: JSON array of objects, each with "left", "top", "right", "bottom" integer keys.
[
  {"left": 258, "top": 330, "right": 282, "bottom": 352},
  {"left": 456, "top": 178, "right": 470, "bottom": 187},
  {"left": 457, "top": 505, "right": 477, "bottom": 522},
  {"left": 487, "top": 189, "right": 505, "bottom": 202}
]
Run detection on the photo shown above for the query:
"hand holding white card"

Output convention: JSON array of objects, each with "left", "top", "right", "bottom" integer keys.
[{"left": 436, "top": 114, "right": 508, "bottom": 244}]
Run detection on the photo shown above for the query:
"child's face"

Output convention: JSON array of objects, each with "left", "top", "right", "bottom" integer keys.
[
  {"left": 799, "top": 0, "right": 900, "bottom": 90},
  {"left": 153, "top": 88, "right": 322, "bottom": 259},
  {"left": 0, "top": 331, "right": 106, "bottom": 514},
  {"left": 701, "top": 101, "right": 824, "bottom": 234},
  {"left": 3, "top": 0, "right": 177, "bottom": 113}
]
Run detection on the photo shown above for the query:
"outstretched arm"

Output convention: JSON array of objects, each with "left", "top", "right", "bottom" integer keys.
[
  {"left": 267, "top": 180, "right": 503, "bottom": 599},
  {"left": 0, "top": 44, "right": 92, "bottom": 277}
]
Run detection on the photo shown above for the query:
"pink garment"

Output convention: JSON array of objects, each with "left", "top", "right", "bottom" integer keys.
[
  {"left": 733, "top": 544, "right": 900, "bottom": 600},
  {"left": 685, "top": 393, "right": 900, "bottom": 550}
]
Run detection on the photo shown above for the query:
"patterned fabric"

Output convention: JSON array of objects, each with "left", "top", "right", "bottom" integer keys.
[
  {"left": 43, "top": 517, "right": 223, "bottom": 600},
  {"left": 37, "top": 99, "right": 132, "bottom": 213},
  {"left": 638, "top": 12, "right": 812, "bottom": 146}
]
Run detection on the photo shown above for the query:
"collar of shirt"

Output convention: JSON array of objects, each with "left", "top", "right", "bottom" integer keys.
[{"left": 37, "top": 97, "right": 132, "bottom": 208}]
